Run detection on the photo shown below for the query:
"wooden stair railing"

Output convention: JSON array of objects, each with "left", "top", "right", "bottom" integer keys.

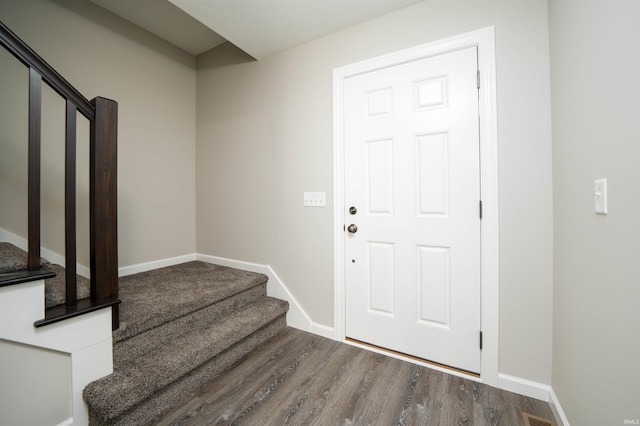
[{"left": 0, "top": 20, "right": 120, "bottom": 329}]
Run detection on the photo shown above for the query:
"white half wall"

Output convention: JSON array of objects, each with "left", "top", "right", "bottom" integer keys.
[
  {"left": 0, "top": 340, "right": 72, "bottom": 426},
  {"left": 0, "top": 280, "right": 113, "bottom": 426}
]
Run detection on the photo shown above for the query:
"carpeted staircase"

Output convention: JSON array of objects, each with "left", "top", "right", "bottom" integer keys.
[
  {"left": 0, "top": 243, "right": 289, "bottom": 425},
  {"left": 85, "top": 261, "right": 289, "bottom": 425}
]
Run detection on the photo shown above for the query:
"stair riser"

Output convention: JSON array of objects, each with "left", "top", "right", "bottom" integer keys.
[
  {"left": 89, "top": 315, "right": 287, "bottom": 426},
  {"left": 114, "top": 284, "right": 267, "bottom": 363}
]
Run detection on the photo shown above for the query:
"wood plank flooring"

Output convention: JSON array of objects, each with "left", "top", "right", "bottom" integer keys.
[{"left": 157, "top": 328, "right": 556, "bottom": 426}]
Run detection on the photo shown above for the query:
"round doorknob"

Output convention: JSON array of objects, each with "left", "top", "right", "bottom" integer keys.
[{"left": 347, "top": 224, "right": 358, "bottom": 233}]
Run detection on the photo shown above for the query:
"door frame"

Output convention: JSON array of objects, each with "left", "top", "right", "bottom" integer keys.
[{"left": 333, "top": 27, "right": 499, "bottom": 386}]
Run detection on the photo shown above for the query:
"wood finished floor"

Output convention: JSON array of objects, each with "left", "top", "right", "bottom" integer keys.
[{"left": 157, "top": 328, "right": 556, "bottom": 426}]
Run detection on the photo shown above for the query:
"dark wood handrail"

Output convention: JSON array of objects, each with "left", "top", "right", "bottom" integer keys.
[
  {"left": 1, "top": 19, "right": 120, "bottom": 329},
  {"left": 0, "top": 21, "right": 94, "bottom": 120}
]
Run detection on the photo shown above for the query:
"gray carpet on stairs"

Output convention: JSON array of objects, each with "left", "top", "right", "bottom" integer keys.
[
  {"left": 44, "top": 263, "right": 91, "bottom": 306},
  {"left": 0, "top": 241, "right": 52, "bottom": 273},
  {"left": 0, "top": 242, "right": 90, "bottom": 307},
  {"left": 93, "top": 316, "right": 288, "bottom": 426},
  {"left": 114, "top": 261, "right": 270, "bottom": 342},
  {"left": 83, "top": 261, "right": 289, "bottom": 426},
  {"left": 85, "top": 299, "right": 288, "bottom": 425},
  {"left": 114, "top": 284, "right": 268, "bottom": 363}
]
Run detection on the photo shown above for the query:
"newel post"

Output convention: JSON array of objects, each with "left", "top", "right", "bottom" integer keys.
[{"left": 90, "top": 96, "right": 119, "bottom": 329}]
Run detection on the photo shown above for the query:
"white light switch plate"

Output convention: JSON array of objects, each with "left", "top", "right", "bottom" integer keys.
[
  {"left": 595, "top": 178, "right": 607, "bottom": 215},
  {"left": 304, "top": 192, "right": 326, "bottom": 207}
]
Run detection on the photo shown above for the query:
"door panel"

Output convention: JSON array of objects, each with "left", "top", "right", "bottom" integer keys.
[{"left": 344, "top": 46, "right": 481, "bottom": 373}]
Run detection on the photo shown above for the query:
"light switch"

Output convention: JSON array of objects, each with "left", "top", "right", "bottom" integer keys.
[
  {"left": 304, "top": 192, "right": 326, "bottom": 207},
  {"left": 595, "top": 179, "right": 608, "bottom": 215}
]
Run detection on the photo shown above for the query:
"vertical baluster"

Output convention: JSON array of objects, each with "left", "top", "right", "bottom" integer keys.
[
  {"left": 28, "top": 67, "right": 41, "bottom": 270},
  {"left": 65, "top": 100, "right": 77, "bottom": 306}
]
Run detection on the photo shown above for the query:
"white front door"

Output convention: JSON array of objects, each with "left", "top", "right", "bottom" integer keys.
[{"left": 344, "top": 46, "right": 481, "bottom": 373}]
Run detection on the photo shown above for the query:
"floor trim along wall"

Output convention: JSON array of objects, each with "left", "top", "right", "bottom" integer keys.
[
  {"left": 194, "top": 254, "right": 335, "bottom": 338},
  {"left": 497, "top": 375, "right": 571, "bottom": 425},
  {"left": 549, "top": 387, "right": 571, "bottom": 426},
  {"left": 497, "top": 373, "right": 550, "bottom": 402},
  {"left": 56, "top": 418, "right": 74, "bottom": 426},
  {"left": 118, "top": 254, "right": 197, "bottom": 277},
  {"left": 0, "top": 228, "right": 91, "bottom": 277},
  {"left": 0, "top": 229, "right": 320, "bottom": 336}
]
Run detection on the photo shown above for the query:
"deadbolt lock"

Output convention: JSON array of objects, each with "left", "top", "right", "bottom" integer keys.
[{"left": 349, "top": 206, "right": 357, "bottom": 215}]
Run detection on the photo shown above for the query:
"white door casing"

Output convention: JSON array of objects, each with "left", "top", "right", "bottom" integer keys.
[
  {"left": 344, "top": 46, "right": 481, "bottom": 373},
  {"left": 333, "top": 27, "right": 499, "bottom": 384}
]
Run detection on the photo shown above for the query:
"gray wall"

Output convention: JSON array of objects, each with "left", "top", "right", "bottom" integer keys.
[
  {"left": 549, "top": 1, "right": 640, "bottom": 424},
  {"left": 196, "top": 0, "right": 554, "bottom": 385},
  {"left": 0, "top": 0, "right": 197, "bottom": 268}
]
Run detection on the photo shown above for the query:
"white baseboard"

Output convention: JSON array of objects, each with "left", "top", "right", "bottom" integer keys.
[
  {"left": 57, "top": 418, "right": 74, "bottom": 426},
  {"left": 263, "top": 265, "right": 313, "bottom": 333},
  {"left": 0, "top": 227, "right": 27, "bottom": 249},
  {"left": 196, "top": 254, "right": 317, "bottom": 334},
  {"left": 0, "top": 229, "right": 322, "bottom": 337},
  {"left": 549, "top": 387, "right": 570, "bottom": 426},
  {"left": 498, "top": 374, "right": 570, "bottom": 425},
  {"left": 0, "top": 227, "right": 199, "bottom": 279},
  {"left": 0, "top": 228, "right": 90, "bottom": 277},
  {"left": 497, "top": 373, "right": 550, "bottom": 402},
  {"left": 311, "top": 322, "right": 335, "bottom": 339},
  {"left": 118, "top": 254, "right": 197, "bottom": 277},
  {"left": 196, "top": 254, "right": 265, "bottom": 274}
]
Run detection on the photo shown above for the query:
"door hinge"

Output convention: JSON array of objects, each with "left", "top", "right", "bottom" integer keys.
[
  {"left": 479, "top": 200, "right": 483, "bottom": 219},
  {"left": 477, "top": 70, "right": 481, "bottom": 89},
  {"left": 480, "top": 331, "right": 483, "bottom": 350}
]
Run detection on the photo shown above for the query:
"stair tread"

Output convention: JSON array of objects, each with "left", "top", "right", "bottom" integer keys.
[
  {"left": 84, "top": 297, "right": 288, "bottom": 420},
  {"left": 0, "top": 242, "right": 92, "bottom": 307},
  {"left": 45, "top": 263, "right": 91, "bottom": 307},
  {"left": 114, "top": 261, "right": 269, "bottom": 341},
  {"left": 0, "top": 242, "right": 52, "bottom": 274}
]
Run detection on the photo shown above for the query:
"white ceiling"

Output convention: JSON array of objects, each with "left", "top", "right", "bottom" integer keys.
[{"left": 90, "top": 0, "right": 423, "bottom": 59}]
